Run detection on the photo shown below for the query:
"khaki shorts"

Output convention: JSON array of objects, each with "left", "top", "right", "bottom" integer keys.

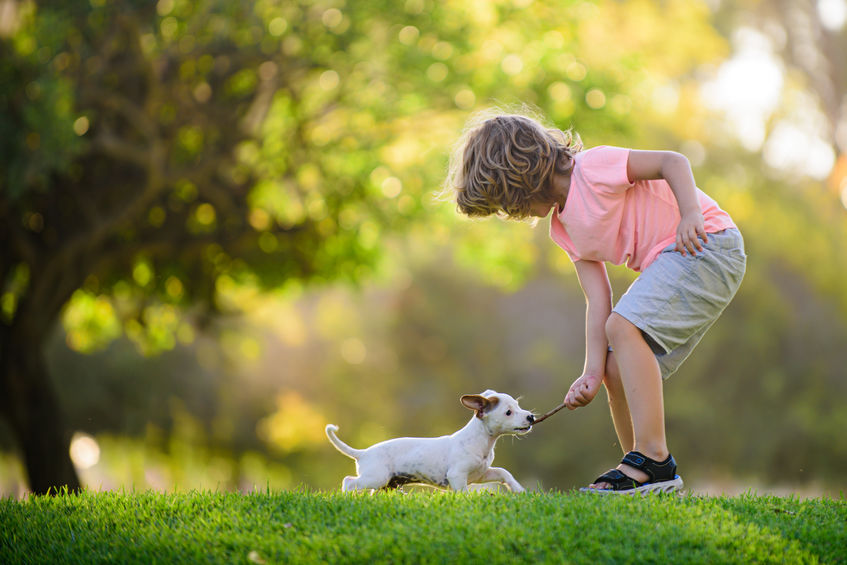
[{"left": 612, "top": 228, "right": 747, "bottom": 379}]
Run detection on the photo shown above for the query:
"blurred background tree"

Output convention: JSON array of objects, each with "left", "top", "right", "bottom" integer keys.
[
  {"left": 0, "top": 0, "right": 460, "bottom": 493},
  {"left": 1, "top": 0, "right": 845, "bottom": 496}
]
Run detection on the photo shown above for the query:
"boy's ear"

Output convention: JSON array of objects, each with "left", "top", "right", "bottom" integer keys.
[{"left": 461, "top": 394, "right": 500, "bottom": 418}]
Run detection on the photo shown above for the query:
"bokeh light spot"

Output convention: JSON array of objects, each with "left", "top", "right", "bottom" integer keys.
[
  {"left": 340, "top": 337, "right": 367, "bottom": 364},
  {"left": 69, "top": 433, "right": 100, "bottom": 470},
  {"left": 585, "top": 89, "right": 606, "bottom": 109},
  {"left": 73, "top": 116, "right": 89, "bottom": 136},
  {"left": 501, "top": 54, "right": 523, "bottom": 75}
]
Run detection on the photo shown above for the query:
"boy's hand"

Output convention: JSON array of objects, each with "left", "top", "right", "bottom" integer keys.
[
  {"left": 676, "top": 210, "right": 707, "bottom": 256},
  {"left": 564, "top": 373, "right": 603, "bottom": 409}
]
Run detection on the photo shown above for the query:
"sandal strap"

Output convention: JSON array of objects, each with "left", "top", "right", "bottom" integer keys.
[
  {"left": 621, "top": 451, "right": 677, "bottom": 483},
  {"left": 592, "top": 469, "right": 642, "bottom": 491}
]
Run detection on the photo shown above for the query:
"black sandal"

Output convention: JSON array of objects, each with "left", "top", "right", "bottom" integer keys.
[{"left": 580, "top": 451, "right": 684, "bottom": 495}]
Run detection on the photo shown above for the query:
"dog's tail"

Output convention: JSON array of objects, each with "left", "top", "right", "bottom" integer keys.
[{"left": 325, "top": 424, "right": 361, "bottom": 460}]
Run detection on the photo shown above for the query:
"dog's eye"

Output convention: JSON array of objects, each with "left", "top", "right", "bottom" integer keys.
[{"left": 505, "top": 410, "right": 512, "bottom": 416}]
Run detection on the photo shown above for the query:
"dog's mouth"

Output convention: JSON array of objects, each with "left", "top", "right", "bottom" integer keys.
[{"left": 514, "top": 425, "right": 532, "bottom": 433}]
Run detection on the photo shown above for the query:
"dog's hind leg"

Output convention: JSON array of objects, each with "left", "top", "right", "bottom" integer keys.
[
  {"left": 341, "top": 476, "right": 360, "bottom": 492},
  {"left": 342, "top": 471, "right": 391, "bottom": 492}
]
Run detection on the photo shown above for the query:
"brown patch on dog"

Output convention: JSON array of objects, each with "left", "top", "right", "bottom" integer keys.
[{"left": 460, "top": 394, "right": 500, "bottom": 419}]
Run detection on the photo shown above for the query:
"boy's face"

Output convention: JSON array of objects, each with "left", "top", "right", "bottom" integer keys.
[
  {"left": 528, "top": 198, "right": 557, "bottom": 218},
  {"left": 528, "top": 172, "right": 570, "bottom": 217}
]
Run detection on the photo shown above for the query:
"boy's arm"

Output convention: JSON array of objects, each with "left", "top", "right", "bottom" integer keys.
[
  {"left": 626, "top": 149, "right": 707, "bottom": 256},
  {"left": 564, "top": 259, "right": 612, "bottom": 409}
]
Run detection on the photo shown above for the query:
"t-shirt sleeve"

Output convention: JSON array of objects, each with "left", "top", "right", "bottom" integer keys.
[
  {"left": 580, "top": 146, "right": 634, "bottom": 194},
  {"left": 549, "top": 212, "right": 581, "bottom": 262},
  {"left": 558, "top": 230, "right": 582, "bottom": 263}
]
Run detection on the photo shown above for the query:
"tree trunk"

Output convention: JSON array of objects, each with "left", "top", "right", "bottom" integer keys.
[{"left": 0, "top": 329, "right": 80, "bottom": 495}]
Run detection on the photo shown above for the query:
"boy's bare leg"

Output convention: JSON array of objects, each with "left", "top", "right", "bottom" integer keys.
[
  {"left": 593, "top": 313, "right": 668, "bottom": 487},
  {"left": 603, "top": 350, "right": 634, "bottom": 453}
]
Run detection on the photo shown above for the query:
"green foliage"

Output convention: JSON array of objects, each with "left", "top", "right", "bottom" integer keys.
[
  {"left": 0, "top": 5, "right": 81, "bottom": 200},
  {"left": 1, "top": 0, "right": 735, "bottom": 356},
  {"left": 0, "top": 491, "right": 844, "bottom": 564}
]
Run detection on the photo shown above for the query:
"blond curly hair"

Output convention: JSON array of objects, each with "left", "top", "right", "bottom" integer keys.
[{"left": 444, "top": 110, "right": 582, "bottom": 219}]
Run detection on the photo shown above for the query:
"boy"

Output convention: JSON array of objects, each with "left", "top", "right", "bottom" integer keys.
[{"left": 446, "top": 112, "right": 746, "bottom": 493}]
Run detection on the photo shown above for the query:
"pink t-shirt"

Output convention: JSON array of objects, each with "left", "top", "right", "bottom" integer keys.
[{"left": 550, "top": 146, "right": 736, "bottom": 272}]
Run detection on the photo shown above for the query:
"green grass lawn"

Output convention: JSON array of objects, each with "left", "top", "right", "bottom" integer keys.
[{"left": 1, "top": 489, "right": 844, "bottom": 564}]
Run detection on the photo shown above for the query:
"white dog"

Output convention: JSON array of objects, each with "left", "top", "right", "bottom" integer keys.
[{"left": 325, "top": 390, "right": 534, "bottom": 493}]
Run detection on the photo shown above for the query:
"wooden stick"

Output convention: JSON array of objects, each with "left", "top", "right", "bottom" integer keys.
[{"left": 532, "top": 402, "right": 567, "bottom": 424}]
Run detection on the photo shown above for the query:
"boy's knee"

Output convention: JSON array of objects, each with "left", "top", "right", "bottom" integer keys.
[{"left": 605, "top": 313, "right": 639, "bottom": 346}]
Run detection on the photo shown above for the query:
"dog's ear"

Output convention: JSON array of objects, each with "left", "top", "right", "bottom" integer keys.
[
  {"left": 461, "top": 395, "right": 486, "bottom": 412},
  {"left": 461, "top": 394, "right": 499, "bottom": 418}
]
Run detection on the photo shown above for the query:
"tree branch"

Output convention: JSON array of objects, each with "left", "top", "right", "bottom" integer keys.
[{"left": 89, "top": 130, "right": 150, "bottom": 168}]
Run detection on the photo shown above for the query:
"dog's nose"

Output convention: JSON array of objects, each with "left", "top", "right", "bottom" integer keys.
[{"left": 527, "top": 414, "right": 535, "bottom": 424}]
